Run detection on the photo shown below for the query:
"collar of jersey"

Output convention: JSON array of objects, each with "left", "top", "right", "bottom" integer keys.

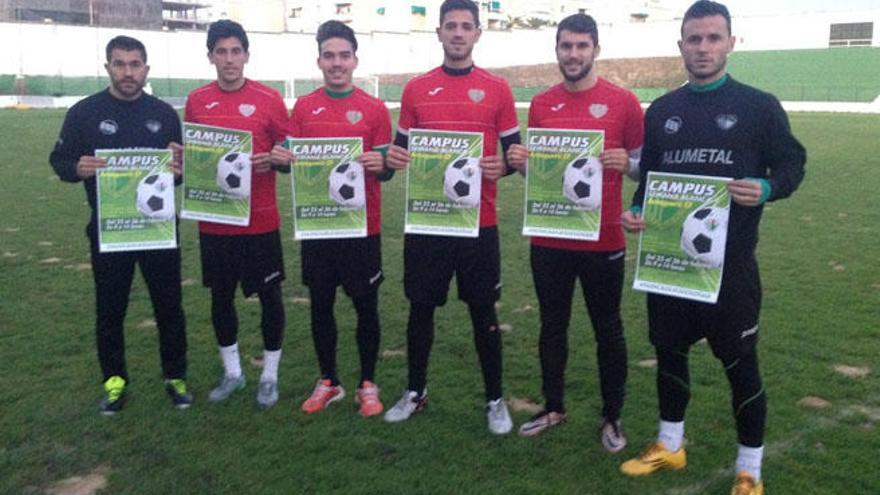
[
  {"left": 442, "top": 65, "right": 474, "bottom": 77},
  {"left": 324, "top": 87, "right": 355, "bottom": 99},
  {"left": 688, "top": 74, "right": 729, "bottom": 93}
]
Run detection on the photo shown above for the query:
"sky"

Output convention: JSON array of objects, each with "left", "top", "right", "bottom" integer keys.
[{"left": 725, "top": 0, "right": 880, "bottom": 16}]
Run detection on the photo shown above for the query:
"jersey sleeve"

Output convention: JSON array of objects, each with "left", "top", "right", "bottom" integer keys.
[
  {"left": 630, "top": 103, "right": 662, "bottom": 209},
  {"left": 372, "top": 100, "right": 393, "bottom": 151},
  {"left": 167, "top": 106, "right": 183, "bottom": 144},
  {"left": 527, "top": 96, "right": 540, "bottom": 128},
  {"left": 287, "top": 100, "right": 303, "bottom": 138},
  {"left": 184, "top": 94, "right": 196, "bottom": 123},
  {"left": 49, "top": 105, "right": 87, "bottom": 183},
  {"left": 269, "top": 93, "right": 289, "bottom": 144},
  {"left": 760, "top": 96, "right": 806, "bottom": 201},
  {"left": 623, "top": 93, "right": 645, "bottom": 151},
  {"left": 397, "top": 83, "right": 415, "bottom": 136},
  {"left": 496, "top": 82, "right": 520, "bottom": 138}
]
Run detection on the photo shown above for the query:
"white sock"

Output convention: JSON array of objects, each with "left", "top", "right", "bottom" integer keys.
[
  {"left": 219, "top": 343, "right": 242, "bottom": 378},
  {"left": 735, "top": 444, "right": 764, "bottom": 481},
  {"left": 658, "top": 420, "right": 685, "bottom": 452},
  {"left": 260, "top": 349, "right": 282, "bottom": 383}
]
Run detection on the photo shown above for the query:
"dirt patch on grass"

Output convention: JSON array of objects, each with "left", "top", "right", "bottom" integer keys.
[
  {"left": 638, "top": 359, "right": 658, "bottom": 369},
  {"left": 136, "top": 319, "right": 156, "bottom": 329},
  {"left": 509, "top": 397, "right": 543, "bottom": 414},
  {"left": 798, "top": 396, "right": 831, "bottom": 409},
  {"left": 45, "top": 465, "right": 109, "bottom": 495},
  {"left": 833, "top": 365, "right": 871, "bottom": 379},
  {"left": 382, "top": 348, "right": 405, "bottom": 358}
]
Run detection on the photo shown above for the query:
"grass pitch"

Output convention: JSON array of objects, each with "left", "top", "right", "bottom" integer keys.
[{"left": 0, "top": 108, "right": 878, "bottom": 494}]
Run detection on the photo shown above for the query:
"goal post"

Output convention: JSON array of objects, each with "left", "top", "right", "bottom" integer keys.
[{"left": 285, "top": 75, "right": 379, "bottom": 99}]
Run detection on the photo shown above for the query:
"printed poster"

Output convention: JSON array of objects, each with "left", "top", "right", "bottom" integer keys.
[
  {"left": 287, "top": 137, "right": 367, "bottom": 240},
  {"left": 180, "top": 122, "right": 252, "bottom": 226},
  {"left": 522, "top": 128, "right": 605, "bottom": 240},
  {"left": 404, "top": 129, "right": 483, "bottom": 238},
  {"left": 633, "top": 172, "right": 732, "bottom": 303},
  {"left": 95, "top": 149, "right": 177, "bottom": 253}
]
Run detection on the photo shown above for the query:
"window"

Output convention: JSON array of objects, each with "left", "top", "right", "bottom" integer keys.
[
  {"left": 829, "top": 22, "right": 873, "bottom": 47},
  {"left": 336, "top": 3, "right": 352, "bottom": 15},
  {"left": 289, "top": 7, "right": 302, "bottom": 18},
  {"left": 412, "top": 5, "right": 426, "bottom": 16}
]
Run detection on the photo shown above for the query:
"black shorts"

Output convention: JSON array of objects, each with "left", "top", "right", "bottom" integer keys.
[
  {"left": 404, "top": 226, "right": 501, "bottom": 307},
  {"left": 530, "top": 245, "right": 625, "bottom": 323},
  {"left": 648, "top": 255, "right": 762, "bottom": 359},
  {"left": 301, "top": 234, "right": 383, "bottom": 298},
  {"left": 200, "top": 230, "right": 285, "bottom": 297}
]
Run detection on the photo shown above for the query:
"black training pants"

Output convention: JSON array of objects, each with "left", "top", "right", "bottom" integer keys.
[{"left": 90, "top": 243, "right": 187, "bottom": 382}]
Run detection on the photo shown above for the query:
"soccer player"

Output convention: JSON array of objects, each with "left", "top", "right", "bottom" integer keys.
[
  {"left": 184, "top": 20, "right": 289, "bottom": 409},
  {"left": 382, "top": 0, "right": 521, "bottom": 434},
  {"left": 49, "top": 36, "right": 190, "bottom": 415},
  {"left": 271, "top": 21, "right": 392, "bottom": 417},
  {"left": 505, "top": 14, "right": 643, "bottom": 450},
  {"left": 618, "top": 2, "right": 806, "bottom": 493}
]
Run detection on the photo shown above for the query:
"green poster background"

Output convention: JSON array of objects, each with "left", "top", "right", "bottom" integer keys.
[
  {"left": 288, "top": 137, "right": 366, "bottom": 240},
  {"left": 180, "top": 122, "right": 253, "bottom": 226},
  {"left": 523, "top": 128, "right": 604, "bottom": 240},
  {"left": 404, "top": 129, "right": 483, "bottom": 237},
  {"left": 633, "top": 172, "right": 732, "bottom": 303},
  {"left": 95, "top": 149, "right": 177, "bottom": 252}
]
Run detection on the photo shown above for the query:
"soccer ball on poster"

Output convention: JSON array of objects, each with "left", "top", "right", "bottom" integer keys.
[
  {"left": 680, "top": 206, "right": 728, "bottom": 268},
  {"left": 216, "top": 151, "right": 251, "bottom": 198},
  {"left": 328, "top": 160, "right": 366, "bottom": 208},
  {"left": 561, "top": 156, "right": 602, "bottom": 210},
  {"left": 135, "top": 171, "right": 175, "bottom": 220},
  {"left": 443, "top": 157, "right": 481, "bottom": 207}
]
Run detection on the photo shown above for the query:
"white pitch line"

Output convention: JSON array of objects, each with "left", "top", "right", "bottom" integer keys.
[{"left": 664, "top": 399, "right": 880, "bottom": 495}]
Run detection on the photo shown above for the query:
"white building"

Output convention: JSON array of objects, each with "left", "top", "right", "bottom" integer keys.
[{"left": 506, "top": 0, "right": 688, "bottom": 25}]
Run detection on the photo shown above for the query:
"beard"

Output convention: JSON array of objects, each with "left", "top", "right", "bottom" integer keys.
[
  {"left": 443, "top": 44, "right": 473, "bottom": 63},
  {"left": 559, "top": 60, "right": 592, "bottom": 83},
  {"left": 111, "top": 77, "right": 143, "bottom": 99}
]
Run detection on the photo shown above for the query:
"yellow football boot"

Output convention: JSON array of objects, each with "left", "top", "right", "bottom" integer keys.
[
  {"left": 731, "top": 472, "right": 764, "bottom": 495},
  {"left": 620, "top": 441, "right": 687, "bottom": 476}
]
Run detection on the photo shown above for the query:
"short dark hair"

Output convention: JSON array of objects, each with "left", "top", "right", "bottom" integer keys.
[
  {"left": 682, "top": 0, "right": 731, "bottom": 35},
  {"left": 556, "top": 13, "right": 599, "bottom": 46},
  {"left": 207, "top": 20, "right": 249, "bottom": 53},
  {"left": 105, "top": 35, "right": 147, "bottom": 63},
  {"left": 439, "top": 0, "right": 480, "bottom": 27},
  {"left": 316, "top": 20, "right": 358, "bottom": 54}
]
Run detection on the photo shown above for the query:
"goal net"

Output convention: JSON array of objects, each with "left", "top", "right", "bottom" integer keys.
[{"left": 285, "top": 76, "right": 380, "bottom": 99}]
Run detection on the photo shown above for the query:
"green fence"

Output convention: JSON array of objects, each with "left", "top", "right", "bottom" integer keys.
[
  {"left": 1, "top": 75, "right": 285, "bottom": 99},
  {"left": 4, "top": 47, "right": 879, "bottom": 103}
]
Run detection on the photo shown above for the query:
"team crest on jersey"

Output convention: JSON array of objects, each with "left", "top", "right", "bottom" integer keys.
[
  {"left": 715, "top": 114, "right": 738, "bottom": 131},
  {"left": 664, "top": 116, "right": 683, "bottom": 134},
  {"left": 239, "top": 104, "right": 256, "bottom": 117},
  {"left": 346, "top": 110, "right": 363, "bottom": 124},
  {"left": 99, "top": 119, "right": 118, "bottom": 135},
  {"left": 145, "top": 120, "right": 162, "bottom": 133},
  {"left": 468, "top": 89, "right": 485, "bottom": 103},
  {"left": 589, "top": 104, "right": 608, "bottom": 119}
]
